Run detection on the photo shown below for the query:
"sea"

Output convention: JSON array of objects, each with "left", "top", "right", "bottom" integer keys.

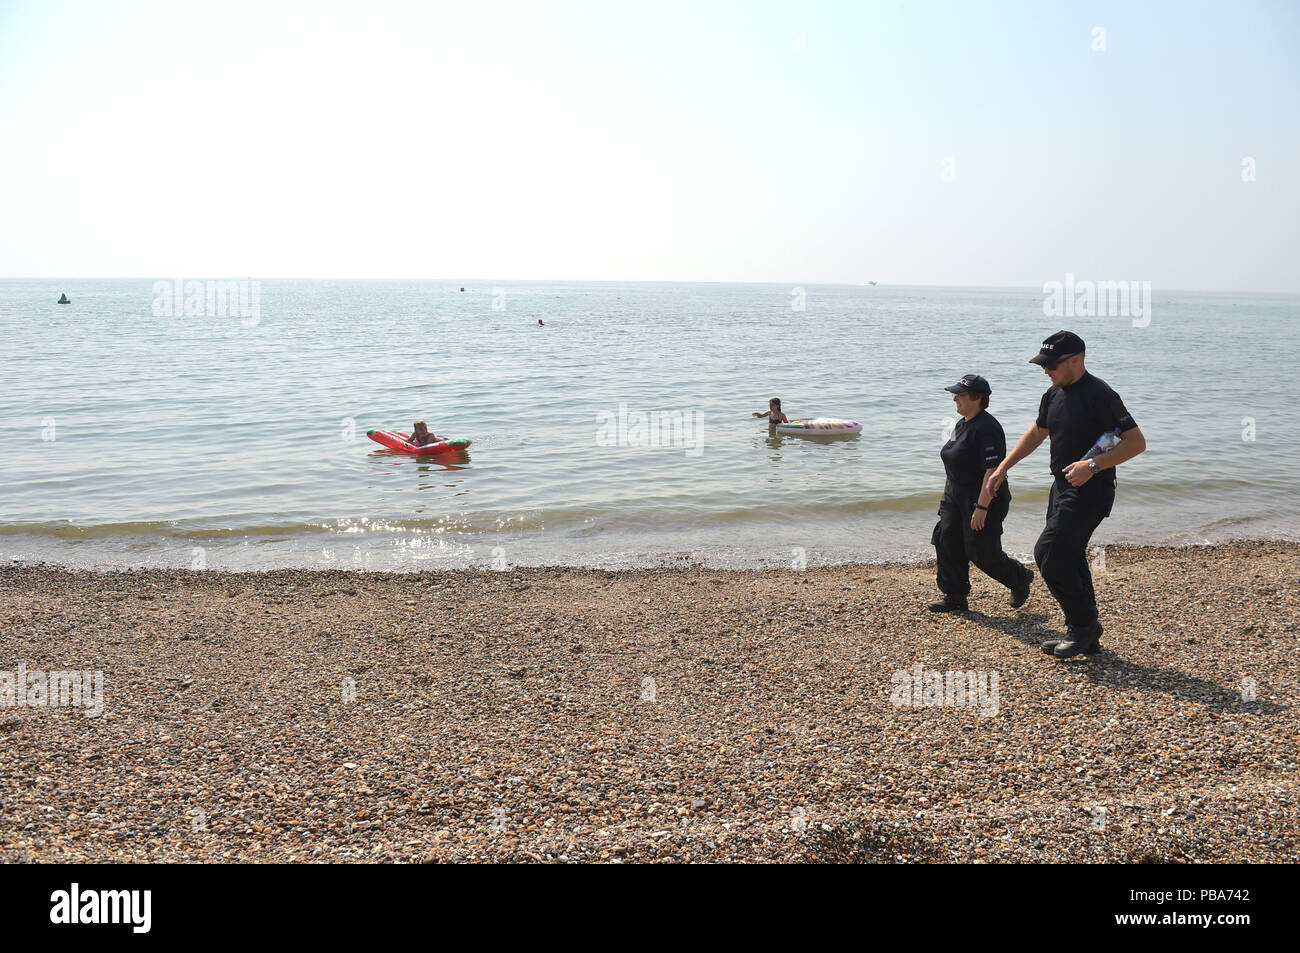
[{"left": 2, "top": 279, "right": 1296, "bottom": 571}]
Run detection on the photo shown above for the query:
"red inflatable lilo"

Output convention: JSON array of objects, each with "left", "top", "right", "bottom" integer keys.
[{"left": 366, "top": 430, "right": 472, "bottom": 455}]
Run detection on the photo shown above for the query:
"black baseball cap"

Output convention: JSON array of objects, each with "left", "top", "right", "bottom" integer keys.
[
  {"left": 1030, "top": 330, "right": 1085, "bottom": 365},
  {"left": 944, "top": 373, "right": 991, "bottom": 395}
]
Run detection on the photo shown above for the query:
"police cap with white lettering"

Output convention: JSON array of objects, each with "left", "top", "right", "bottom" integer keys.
[
  {"left": 944, "top": 373, "right": 991, "bottom": 395},
  {"left": 1030, "top": 330, "right": 1086, "bottom": 365}
]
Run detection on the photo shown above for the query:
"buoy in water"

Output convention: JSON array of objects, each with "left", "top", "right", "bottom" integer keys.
[{"left": 57, "top": 293, "right": 70, "bottom": 304}]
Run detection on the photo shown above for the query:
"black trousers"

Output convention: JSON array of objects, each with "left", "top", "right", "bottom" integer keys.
[
  {"left": 932, "top": 480, "right": 1027, "bottom": 598},
  {"left": 1033, "top": 476, "right": 1115, "bottom": 629}
]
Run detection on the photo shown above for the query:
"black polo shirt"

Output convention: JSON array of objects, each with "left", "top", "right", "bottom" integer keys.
[
  {"left": 941, "top": 410, "right": 1008, "bottom": 490},
  {"left": 1036, "top": 371, "right": 1137, "bottom": 481}
]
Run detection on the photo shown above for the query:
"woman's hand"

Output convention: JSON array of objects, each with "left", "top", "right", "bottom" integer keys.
[{"left": 970, "top": 508, "right": 987, "bottom": 531}]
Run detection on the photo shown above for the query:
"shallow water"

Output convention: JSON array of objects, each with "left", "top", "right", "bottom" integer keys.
[{"left": 2, "top": 279, "right": 1296, "bottom": 569}]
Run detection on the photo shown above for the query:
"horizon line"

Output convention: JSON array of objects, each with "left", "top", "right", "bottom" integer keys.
[{"left": 4, "top": 276, "right": 1299, "bottom": 296}]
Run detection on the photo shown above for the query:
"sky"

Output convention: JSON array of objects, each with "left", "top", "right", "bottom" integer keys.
[{"left": 1, "top": 0, "right": 1297, "bottom": 290}]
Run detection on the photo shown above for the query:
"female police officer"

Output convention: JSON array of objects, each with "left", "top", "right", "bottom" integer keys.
[{"left": 927, "top": 374, "right": 1034, "bottom": 613}]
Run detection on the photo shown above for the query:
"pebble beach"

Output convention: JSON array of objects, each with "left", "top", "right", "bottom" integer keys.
[{"left": 1, "top": 541, "right": 1296, "bottom": 863}]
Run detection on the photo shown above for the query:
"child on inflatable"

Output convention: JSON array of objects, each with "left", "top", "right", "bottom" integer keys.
[
  {"left": 753, "top": 398, "right": 790, "bottom": 424},
  {"left": 409, "top": 420, "right": 444, "bottom": 446}
]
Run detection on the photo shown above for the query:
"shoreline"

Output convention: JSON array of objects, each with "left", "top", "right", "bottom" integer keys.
[
  {"left": 5, "top": 533, "right": 1299, "bottom": 575},
  {"left": 3, "top": 540, "right": 1297, "bottom": 862}
]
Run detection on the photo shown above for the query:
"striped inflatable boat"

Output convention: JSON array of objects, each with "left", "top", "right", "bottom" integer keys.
[{"left": 774, "top": 417, "right": 862, "bottom": 436}]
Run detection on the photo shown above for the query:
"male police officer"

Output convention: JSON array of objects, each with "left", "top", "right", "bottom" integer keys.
[{"left": 986, "top": 331, "right": 1146, "bottom": 658}]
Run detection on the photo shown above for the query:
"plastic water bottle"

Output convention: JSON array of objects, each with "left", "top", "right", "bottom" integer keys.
[{"left": 1084, "top": 427, "right": 1122, "bottom": 459}]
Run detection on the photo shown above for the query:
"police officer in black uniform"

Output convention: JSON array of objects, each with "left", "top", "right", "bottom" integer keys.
[
  {"left": 986, "top": 331, "right": 1147, "bottom": 658},
  {"left": 928, "top": 374, "right": 1034, "bottom": 613}
]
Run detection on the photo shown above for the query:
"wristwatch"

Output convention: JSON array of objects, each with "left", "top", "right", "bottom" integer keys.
[{"left": 1088, "top": 459, "right": 1098, "bottom": 473}]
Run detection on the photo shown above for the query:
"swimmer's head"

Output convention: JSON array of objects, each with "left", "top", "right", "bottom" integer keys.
[
  {"left": 413, "top": 419, "right": 428, "bottom": 433},
  {"left": 769, "top": 398, "right": 781, "bottom": 408}
]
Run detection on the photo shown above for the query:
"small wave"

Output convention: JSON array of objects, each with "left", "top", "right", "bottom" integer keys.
[
  {"left": 0, "top": 478, "right": 1283, "bottom": 542},
  {"left": 0, "top": 520, "right": 332, "bottom": 541}
]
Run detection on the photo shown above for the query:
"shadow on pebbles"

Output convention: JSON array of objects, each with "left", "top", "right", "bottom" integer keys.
[{"left": 1, "top": 541, "right": 1296, "bottom": 862}]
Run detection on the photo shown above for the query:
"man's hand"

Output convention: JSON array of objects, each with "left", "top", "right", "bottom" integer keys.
[
  {"left": 1062, "top": 460, "right": 1094, "bottom": 487},
  {"left": 985, "top": 467, "right": 1006, "bottom": 497},
  {"left": 970, "top": 508, "right": 987, "bottom": 531}
]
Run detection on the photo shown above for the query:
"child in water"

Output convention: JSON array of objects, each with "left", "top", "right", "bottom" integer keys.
[
  {"left": 753, "top": 398, "right": 790, "bottom": 424},
  {"left": 408, "top": 420, "right": 443, "bottom": 446}
]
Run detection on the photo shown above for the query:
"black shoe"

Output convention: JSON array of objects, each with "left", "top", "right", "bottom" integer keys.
[
  {"left": 1052, "top": 621, "right": 1104, "bottom": 659},
  {"left": 927, "top": 594, "right": 969, "bottom": 613},
  {"left": 1039, "top": 638, "right": 1062, "bottom": 654},
  {"left": 1009, "top": 569, "right": 1034, "bottom": 609}
]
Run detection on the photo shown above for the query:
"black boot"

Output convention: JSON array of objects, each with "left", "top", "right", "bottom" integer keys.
[
  {"left": 927, "top": 594, "right": 968, "bottom": 613},
  {"left": 1009, "top": 568, "right": 1034, "bottom": 609},
  {"left": 1051, "top": 621, "right": 1104, "bottom": 659}
]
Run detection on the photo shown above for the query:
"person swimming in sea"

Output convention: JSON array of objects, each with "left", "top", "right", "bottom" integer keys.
[
  {"left": 408, "top": 420, "right": 444, "bottom": 446},
  {"left": 752, "top": 397, "right": 790, "bottom": 424}
]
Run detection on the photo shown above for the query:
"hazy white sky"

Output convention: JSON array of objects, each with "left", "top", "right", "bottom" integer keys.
[{"left": 1, "top": 0, "right": 1297, "bottom": 290}]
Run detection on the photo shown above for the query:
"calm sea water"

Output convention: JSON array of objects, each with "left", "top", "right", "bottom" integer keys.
[{"left": 1, "top": 279, "right": 1297, "bottom": 570}]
